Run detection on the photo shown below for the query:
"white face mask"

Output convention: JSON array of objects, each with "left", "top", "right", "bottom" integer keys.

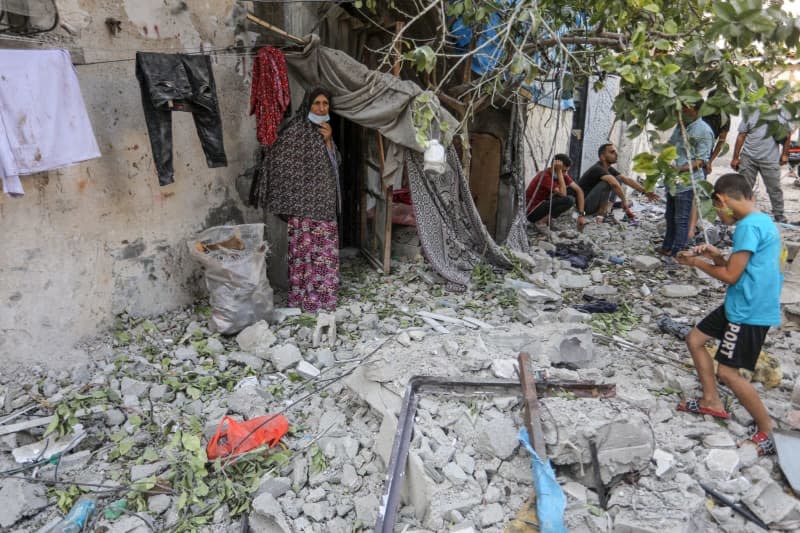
[{"left": 307, "top": 112, "right": 330, "bottom": 125}]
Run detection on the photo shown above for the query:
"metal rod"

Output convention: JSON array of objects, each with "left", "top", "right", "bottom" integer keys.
[
  {"left": 518, "top": 352, "right": 547, "bottom": 459},
  {"left": 374, "top": 374, "right": 616, "bottom": 532},
  {"left": 699, "top": 481, "right": 769, "bottom": 530}
]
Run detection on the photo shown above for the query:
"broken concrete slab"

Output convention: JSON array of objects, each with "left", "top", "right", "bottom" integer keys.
[
  {"left": 236, "top": 321, "right": 277, "bottom": 357},
  {"left": 742, "top": 479, "right": 800, "bottom": 525},
  {"left": 0, "top": 478, "right": 48, "bottom": 528},
  {"left": 662, "top": 284, "right": 700, "bottom": 298},
  {"left": 249, "top": 493, "right": 292, "bottom": 533},
  {"left": 295, "top": 361, "right": 320, "bottom": 379},
  {"left": 632, "top": 255, "right": 661, "bottom": 271},
  {"left": 704, "top": 449, "right": 740, "bottom": 478},
  {"left": 270, "top": 344, "right": 302, "bottom": 371},
  {"left": 595, "top": 417, "right": 655, "bottom": 484},
  {"left": 557, "top": 271, "right": 592, "bottom": 289}
]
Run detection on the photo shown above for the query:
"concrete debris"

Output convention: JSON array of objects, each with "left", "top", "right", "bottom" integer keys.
[
  {"left": 3, "top": 198, "right": 799, "bottom": 533},
  {"left": 0, "top": 479, "right": 48, "bottom": 528},
  {"left": 270, "top": 343, "right": 302, "bottom": 371},
  {"left": 662, "top": 284, "right": 700, "bottom": 298},
  {"left": 595, "top": 417, "right": 655, "bottom": 484},
  {"left": 236, "top": 320, "right": 277, "bottom": 357}
]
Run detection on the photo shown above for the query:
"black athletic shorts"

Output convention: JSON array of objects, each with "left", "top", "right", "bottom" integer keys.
[{"left": 696, "top": 305, "right": 769, "bottom": 371}]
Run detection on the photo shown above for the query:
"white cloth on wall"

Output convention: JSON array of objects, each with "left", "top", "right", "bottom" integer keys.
[{"left": 0, "top": 49, "right": 100, "bottom": 197}]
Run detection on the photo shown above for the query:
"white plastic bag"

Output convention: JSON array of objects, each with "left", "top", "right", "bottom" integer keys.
[{"left": 188, "top": 224, "right": 273, "bottom": 334}]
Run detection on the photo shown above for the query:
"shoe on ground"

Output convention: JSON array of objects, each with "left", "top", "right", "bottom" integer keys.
[{"left": 774, "top": 214, "right": 788, "bottom": 224}]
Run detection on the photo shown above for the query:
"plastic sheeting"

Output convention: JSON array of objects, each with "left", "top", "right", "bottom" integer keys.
[{"left": 518, "top": 427, "right": 568, "bottom": 533}]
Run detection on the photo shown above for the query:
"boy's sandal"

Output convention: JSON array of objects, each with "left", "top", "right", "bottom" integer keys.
[
  {"left": 676, "top": 398, "right": 730, "bottom": 420},
  {"left": 740, "top": 431, "right": 776, "bottom": 457}
]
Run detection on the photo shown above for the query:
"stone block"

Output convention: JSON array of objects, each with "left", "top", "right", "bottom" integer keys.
[
  {"left": 742, "top": 479, "right": 800, "bottom": 525},
  {"left": 557, "top": 308, "right": 591, "bottom": 323},
  {"left": 295, "top": 361, "right": 320, "bottom": 379},
  {"left": 557, "top": 271, "right": 592, "bottom": 289},
  {"left": 402, "top": 451, "right": 435, "bottom": 521},
  {"left": 236, "top": 321, "right": 276, "bottom": 357},
  {"left": 250, "top": 493, "right": 292, "bottom": 533},
  {"left": 595, "top": 418, "right": 655, "bottom": 484},
  {"left": 662, "top": 284, "right": 699, "bottom": 298},
  {"left": 474, "top": 412, "right": 519, "bottom": 460},
  {"left": 0, "top": 479, "right": 48, "bottom": 528},
  {"left": 632, "top": 255, "right": 661, "bottom": 271},
  {"left": 270, "top": 344, "right": 302, "bottom": 371},
  {"left": 705, "top": 449, "right": 740, "bottom": 478}
]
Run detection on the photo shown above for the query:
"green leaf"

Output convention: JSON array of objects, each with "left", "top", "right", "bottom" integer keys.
[
  {"left": 661, "top": 63, "right": 680, "bottom": 76},
  {"left": 643, "top": 3, "right": 660, "bottom": 14},
  {"left": 118, "top": 437, "right": 135, "bottom": 456},
  {"left": 664, "top": 20, "right": 678, "bottom": 34},
  {"left": 181, "top": 433, "right": 202, "bottom": 453},
  {"left": 186, "top": 385, "right": 201, "bottom": 400}
]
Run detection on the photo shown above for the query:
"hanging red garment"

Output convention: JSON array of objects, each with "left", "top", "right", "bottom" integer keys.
[{"left": 250, "top": 47, "right": 290, "bottom": 146}]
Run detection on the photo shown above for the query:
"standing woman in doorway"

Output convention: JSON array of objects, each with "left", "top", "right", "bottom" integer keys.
[{"left": 252, "top": 87, "right": 341, "bottom": 312}]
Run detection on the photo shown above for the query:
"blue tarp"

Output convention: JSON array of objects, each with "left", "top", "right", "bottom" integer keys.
[{"left": 518, "top": 427, "right": 568, "bottom": 533}]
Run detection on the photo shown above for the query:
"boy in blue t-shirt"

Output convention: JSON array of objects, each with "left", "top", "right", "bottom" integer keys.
[{"left": 675, "top": 173, "right": 785, "bottom": 456}]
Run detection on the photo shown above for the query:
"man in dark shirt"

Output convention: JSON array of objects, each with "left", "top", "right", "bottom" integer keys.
[
  {"left": 525, "top": 153, "right": 587, "bottom": 230},
  {"left": 578, "top": 143, "right": 659, "bottom": 219}
]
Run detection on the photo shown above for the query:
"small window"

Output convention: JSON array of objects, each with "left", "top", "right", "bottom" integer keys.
[{"left": 0, "top": 0, "right": 58, "bottom": 35}]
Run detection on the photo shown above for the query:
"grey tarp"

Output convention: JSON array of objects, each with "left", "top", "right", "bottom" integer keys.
[
  {"left": 284, "top": 35, "right": 457, "bottom": 188},
  {"left": 407, "top": 147, "right": 513, "bottom": 287},
  {"left": 284, "top": 35, "right": 523, "bottom": 286}
]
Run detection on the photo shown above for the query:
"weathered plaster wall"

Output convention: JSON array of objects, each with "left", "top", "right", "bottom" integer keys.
[{"left": 0, "top": 0, "right": 260, "bottom": 368}]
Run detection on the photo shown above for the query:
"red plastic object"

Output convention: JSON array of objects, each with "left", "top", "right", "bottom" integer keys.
[{"left": 206, "top": 415, "right": 289, "bottom": 460}]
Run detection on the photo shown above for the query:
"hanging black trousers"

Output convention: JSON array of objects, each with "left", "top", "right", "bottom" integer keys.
[{"left": 135, "top": 52, "right": 227, "bottom": 186}]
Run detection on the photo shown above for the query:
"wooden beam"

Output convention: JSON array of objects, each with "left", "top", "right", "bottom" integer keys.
[
  {"left": 517, "top": 352, "right": 547, "bottom": 459},
  {"left": 246, "top": 13, "right": 308, "bottom": 46}
]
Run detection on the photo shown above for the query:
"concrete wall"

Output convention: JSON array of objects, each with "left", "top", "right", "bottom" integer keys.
[{"left": 0, "top": 0, "right": 260, "bottom": 367}]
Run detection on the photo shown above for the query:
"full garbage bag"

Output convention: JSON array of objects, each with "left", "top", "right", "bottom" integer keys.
[{"left": 188, "top": 224, "right": 273, "bottom": 334}]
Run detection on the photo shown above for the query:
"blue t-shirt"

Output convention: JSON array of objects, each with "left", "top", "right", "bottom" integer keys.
[{"left": 724, "top": 212, "right": 784, "bottom": 326}]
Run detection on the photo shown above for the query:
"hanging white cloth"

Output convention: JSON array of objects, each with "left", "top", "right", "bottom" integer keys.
[{"left": 0, "top": 49, "right": 100, "bottom": 197}]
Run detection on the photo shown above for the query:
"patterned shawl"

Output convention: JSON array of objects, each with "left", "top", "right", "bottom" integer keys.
[{"left": 251, "top": 115, "right": 340, "bottom": 221}]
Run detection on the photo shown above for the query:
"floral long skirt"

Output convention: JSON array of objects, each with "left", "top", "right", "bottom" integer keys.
[{"left": 287, "top": 216, "right": 339, "bottom": 313}]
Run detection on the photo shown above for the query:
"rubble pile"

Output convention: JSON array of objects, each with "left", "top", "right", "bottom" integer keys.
[{"left": 1, "top": 194, "right": 800, "bottom": 532}]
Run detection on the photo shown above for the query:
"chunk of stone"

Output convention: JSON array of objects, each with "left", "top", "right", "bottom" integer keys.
[
  {"left": 148, "top": 494, "right": 172, "bottom": 515},
  {"left": 557, "top": 308, "right": 591, "bottom": 323},
  {"left": 131, "top": 462, "right": 166, "bottom": 481},
  {"left": 341, "top": 463, "right": 361, "bottom": 491},
  {"left": 557, "top": 271, "right": 592, "bottom": 289},
  {"left": 250, "top": 493, "right": 292, "bottom": 533},
  {"left": 703, "top": 433, "right": 736, "bottom": 448},
  {"left": 396, "top": 332, "right": 412, "bottom": 347},
  {"left": 583, "top": 285, "right": 619, "bottom": 299},
  {"left": 540, "top": 323, "right": 594, "bottom": 367},
  {"left": 479, "top": 503, "right": 505, "bottom": 527},
  {"left": 257, "top": 476, "right": 291, "bottom": 499},
  {"left": 295, "top": 361, "right": 320, "bottom": 379},
  {"left": 236, "top": 321, "right": 276, "bottom": 357},
  {"left": 205, "top": 337, "right": 224, "bottom": 354},
  {"left": 652, "top": 449, "right": 675, "bottom": 478},
  {"left": 0, "top": 478, "right": 48, "bottom": 528},
  {"left": 742, "top": 479, "right": 800, "bottom": 525},
  {"left": 705, "top": 449, "right": 740, "bottom": 478},
  {"left": 491, "top": 359, "right": 518, "bottom": 379},
  {"left": 121, "top": 377, "right": 150, "bottom": 398},
  {"left": 443, "top": 462, "right": 468, "bottom": 485},
  {"left": 174, "top": 345, "right": 198, "bottom": 362},
  {"left": 291, "top": 456, "right": 308, "bottom": 492},
  {"left": 271, "top": 344, "right": 302, "bottom": 371},
  {"left": 595, "top": 418, "right": 655, "bottom": 484},
  {"left": 632, "top": 255, "right": 661, "bottom": 271},
  {"left": 590, "top": 268, "right": 604, "bottom": 283},
  {"left": 662, "top": 284, "right": 699, "bottom": 298},
  {"left": 517, "top": 287, "right": 561, "bottom": 304},
  {"left": 302, "top": 502, "right": 331, "bottom": 522},
  {"left": 474, "top": 412, "right": 518, "bottom": 460},
  {"left": 402, "top": 451, "right": 434, "bottom": 521},
  {"left": 354, "top": 494, "right": 379, "bottom": 526},
  {"left": 227, "top": 351, "right": 265, "bottom": 370}
]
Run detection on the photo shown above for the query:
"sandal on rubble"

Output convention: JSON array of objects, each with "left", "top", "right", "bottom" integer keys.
[
  {"left": 740, "top": 431, "right": 776, "bottom": 456},
  {"left": 676, "top": 398, "right": 730, "bottom": 420}
]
